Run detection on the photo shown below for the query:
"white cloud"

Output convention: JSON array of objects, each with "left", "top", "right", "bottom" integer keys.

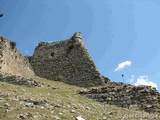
[
  {"left": 114, "top": 60, "right": 132, "bottom": 72},
  {"left": 47, "top": 41, "right": 52, "bottom": 43},
  {"left": 134, "top": 76, "right": 158, "bottom": 89}
]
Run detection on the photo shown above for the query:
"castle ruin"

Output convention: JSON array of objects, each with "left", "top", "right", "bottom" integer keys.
[
  {"left": 30, "top": 32, "right": 105, "bottom": 87},
  {"left": 1, "top": 33, "right": 160, "bottom": 113}
]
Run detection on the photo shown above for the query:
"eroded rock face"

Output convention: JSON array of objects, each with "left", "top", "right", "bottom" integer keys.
[
  {"left": 0, "top": 73, "right": 40, "bottom": 87},
  {"left": 78, "top": 82, "right": 160, "bottom": 113},
  {"left": 31, "top": 32, "right": 104, "bottom": 87},
  {"left": 0, "top": 36, "right": 34, "bottom": 78}
]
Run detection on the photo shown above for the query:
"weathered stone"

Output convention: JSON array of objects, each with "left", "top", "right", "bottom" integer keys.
[
  {"left": 0, "top": 36, "right": 34, "bottom": 78},
  {"left": 79, "top": 81, "right": 160, "bottom": 113},
  {"left": 24, "top": 99, "right": 47, "bottom": 105},
  {"left": 75, "top": 116, "right": 85, "bottom": 120},
  {"left": 0, "top": 74, "right": 40, "bottom": 87},
  {"left": 52, "top": 116, "right": 61, "bottom": 120},
  {"left": 30, "top": 32, "right": 104, "bottom": 87},
  {"left": 25, "top": 103, "right": 34, "bottom": 107},
  {"left": 70, "top": 109, "right": 76, "bottom": 113},
  {"left": 103, "top": 116, "right": 107, "bottom": 120},
  {"left": 4, "top": 103, "right": 10, "bottom": 109},
  {"left": 17, "top": 112, "right": 33, "bottom": 119}
]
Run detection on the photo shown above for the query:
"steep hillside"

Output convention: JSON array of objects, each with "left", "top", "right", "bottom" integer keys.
[
  {"left": 0, "top": 77, "right": 159, "bottom": 120},
  {"left": 1, "top": 35, "right": 160, "bottom": 120},
  {"left": 79, "top": 82, "right": 160, "bottom": 113}
]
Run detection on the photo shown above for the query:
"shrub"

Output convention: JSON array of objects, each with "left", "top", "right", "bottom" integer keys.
[
  {"left": 55, "top": 74, "right": 63, "bottom": 81},
  {"left": 67, "top": 44, "right": 74, "bottom": 51},
  {"left": 10, "top": 41, "right": 16, "bottom": 49}
]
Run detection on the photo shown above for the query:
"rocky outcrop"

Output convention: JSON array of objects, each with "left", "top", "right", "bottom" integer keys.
[
  {"left": 30, "top": 32, "right": 104, "bottom": 87},
  {"left": 78, "top": 82, "right": 160, "bottom": 113},
  {"left": 2, "top": 33, "right": 160, "bottom": 114},
  {"left": 0, "top": 36, "right": 34, "bottom": 78},
  {"left": 0, "top": 36, "right": 37, "bottom": 87},
  {"left": 0, "top": 73, "right": 40, "bottom": 87}
]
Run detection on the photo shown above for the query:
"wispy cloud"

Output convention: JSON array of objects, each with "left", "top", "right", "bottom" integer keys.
[
  {"left": 134, "top": 76, "right": 158, "bottom": 89},
  {"left": 114, "top": 60, "right": 132, "bottom": 72},
  {"left": 129, "top": 75, "right": 135, "bottom": 83},
  {"left": 25, "top": 50, "right": 29, "bottom": 53},
  {"left": 47, "top": 41, "right": 52, "bottom": 43}
]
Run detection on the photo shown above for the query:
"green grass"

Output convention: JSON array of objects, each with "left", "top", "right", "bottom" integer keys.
[{"left": 0, "top": 76, "right": 159, "bottom": 120}]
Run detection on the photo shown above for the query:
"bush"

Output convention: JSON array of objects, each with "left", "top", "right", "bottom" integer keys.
[
  {"left": 68, "top": 44, "right": 74, "bottom": 50},
  {"left": 55, "top": 74, "right": 63, "bottom": 81},
  {"left": 10, "top": 41, "right": 16, "bottom": 49}
]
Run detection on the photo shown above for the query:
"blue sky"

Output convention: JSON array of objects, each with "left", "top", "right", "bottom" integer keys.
[{"left": 0, "top": 0, "right": 160, "bottom": 90}]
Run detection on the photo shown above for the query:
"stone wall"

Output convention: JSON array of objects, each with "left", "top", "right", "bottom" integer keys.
[
  {"left": 0, "top": 73, "right": 40, "bottom": 87},
  {"left": 30, "top": 32, "right": 104, "bottom": 87},
  {"left": 0, "top": 36, "right": 34, "bottom": 78},
  {"left": 78, "top": 82, "right": 160, "bottom": 113}
]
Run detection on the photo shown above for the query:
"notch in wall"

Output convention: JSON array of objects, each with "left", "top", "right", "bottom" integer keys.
[{"left": 10, "top": 41, "right": 16, "bottom": 49}]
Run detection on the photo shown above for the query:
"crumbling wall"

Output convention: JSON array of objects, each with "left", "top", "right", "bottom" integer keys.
[
  {"left": 0, "top": 36, "right": 34, "bottom": 78},
  {"left": 79, "top": 82, "right": 160, "bottom": 113},
  {"left": 31, "top": 32, "right": 104, "bottom": 87}
]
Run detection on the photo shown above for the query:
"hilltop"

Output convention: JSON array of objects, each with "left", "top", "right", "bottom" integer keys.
[{"left": 0, "top": 33, "right": 160, "bottom": 120}]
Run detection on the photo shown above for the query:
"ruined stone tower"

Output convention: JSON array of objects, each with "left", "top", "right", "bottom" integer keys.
[
  {"left": 0, "top": 36, "right": 34, "bottom": 78},
  {"left": 31, "top": 32, "right": 104, "bottom": 87}
]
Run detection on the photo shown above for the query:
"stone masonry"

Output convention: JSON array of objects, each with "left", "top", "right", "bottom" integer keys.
[
  {"left": 0, "top": 36, "right": 34, "bottom": 78},
  {"left": 30, "top": 32, "right": 104, "bottom": 87},
  {"left": 78, "top": 82, "right": 160, "bottom": 113}
]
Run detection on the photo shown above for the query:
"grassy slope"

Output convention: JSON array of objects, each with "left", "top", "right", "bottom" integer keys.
[{"left": 0, "top": 77, "right": 158, "bottom": 120}]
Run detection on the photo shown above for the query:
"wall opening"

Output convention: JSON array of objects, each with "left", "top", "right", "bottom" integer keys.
[{"left": 50, "top": 52, "right": 55, "bottom": 57}]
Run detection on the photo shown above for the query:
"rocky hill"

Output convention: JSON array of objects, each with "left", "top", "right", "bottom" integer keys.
[
  {"left": 79, "top": 81, "right": 160, "bottom": 113},
  {"left": 0, "top": 33, "right": 160, "bottom": 120},
  {"left": 1, "top": 77, "right": 159, "bottom": 120}
]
